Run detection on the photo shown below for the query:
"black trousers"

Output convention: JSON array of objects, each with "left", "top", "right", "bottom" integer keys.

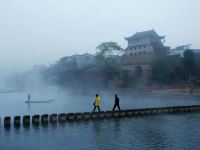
[
  {"left": 112, "top": 104, "right": 120, "bottom": 111},
  {"left": 93, "top": 106, "right": 100, "bottom": 112}
]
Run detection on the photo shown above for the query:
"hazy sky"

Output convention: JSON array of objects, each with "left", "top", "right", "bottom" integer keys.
[{"left": 0, "top": 0, "right": 200, "bottom": 78}]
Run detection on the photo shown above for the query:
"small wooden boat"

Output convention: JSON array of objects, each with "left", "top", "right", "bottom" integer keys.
[
  {"left": 0, "top": 89, "right": 16, "bottom": 93},
  {"left": 25, "top": 99, "right": 54, "bottom": 103}
]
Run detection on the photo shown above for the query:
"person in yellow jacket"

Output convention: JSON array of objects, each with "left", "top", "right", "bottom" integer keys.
[{"left": 93, "top": 94, "right": 101, "bottom": 112}]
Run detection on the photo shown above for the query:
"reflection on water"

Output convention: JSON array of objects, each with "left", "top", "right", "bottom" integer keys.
[
  {"left": 1, "top": 114, "right": 200, "bottom": 150},
  {"left": 27, "top": 103, "right": 31, "bottom": 112}
]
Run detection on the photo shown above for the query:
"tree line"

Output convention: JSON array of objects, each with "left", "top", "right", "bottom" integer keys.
[{"left": 151, "top": 49, "right": 200, "bottom": 85}]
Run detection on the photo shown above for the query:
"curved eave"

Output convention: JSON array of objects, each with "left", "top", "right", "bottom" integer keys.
[
  {"left": 124, "top": 37, "right": 129, "bottom": 41},
  {"left": 160, "top": 36, "right": 165, "bottom": 39}
]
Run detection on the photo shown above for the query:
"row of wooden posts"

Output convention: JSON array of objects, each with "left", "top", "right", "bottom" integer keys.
[{"left": 2, "top": 105, "right": 200, "bottom": 128}]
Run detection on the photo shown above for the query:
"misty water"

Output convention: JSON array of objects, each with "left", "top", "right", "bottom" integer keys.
[
  {"left": 0, "top": 88, "right": 200, "bottom": 116},
  {"left": 1, "top": 88, "right": 200, "bottom": 149}
]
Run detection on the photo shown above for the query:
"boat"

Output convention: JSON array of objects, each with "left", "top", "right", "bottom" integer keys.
[
  {"left": 0, "top": 89, "right": 16, "bottom": 93},
  {"left": 25, "top": 99, "right": 55, "bottom": 103}
]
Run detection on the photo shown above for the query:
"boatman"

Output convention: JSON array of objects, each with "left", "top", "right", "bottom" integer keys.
[
  {"left": 93, "top": 94, "right": 101, "bottom": 112},
  {"left": 112, "top": 94, "right": 121, "bottom": 111},
  {"left": 28, "top": 94, "right": 30, "bottom": 102}
]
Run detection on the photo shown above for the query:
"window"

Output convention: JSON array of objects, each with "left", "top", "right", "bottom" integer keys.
[{"left": 130, "top": 53, "right": 133, "bottom": 56}]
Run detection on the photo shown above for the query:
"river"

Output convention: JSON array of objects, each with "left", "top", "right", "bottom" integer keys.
[{"left": 0, "top": 89, "right": 200, "bottom": 149}]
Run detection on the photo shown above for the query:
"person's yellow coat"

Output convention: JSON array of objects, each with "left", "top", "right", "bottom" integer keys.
[{"left": 94, "top": 96, "right": 101, "bottom": 106}]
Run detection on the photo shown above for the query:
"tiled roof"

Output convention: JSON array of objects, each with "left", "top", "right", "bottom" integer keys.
[{"left": 125, "top": 29, "right": 164, "bottom": 40}]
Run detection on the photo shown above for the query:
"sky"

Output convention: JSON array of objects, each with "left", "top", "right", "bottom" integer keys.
[{"left": 0, "top": 0, "right": 200, "bottom": 80}]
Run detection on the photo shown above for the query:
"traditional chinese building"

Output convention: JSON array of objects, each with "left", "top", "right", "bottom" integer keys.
[
  {"left": 124, "top": 29, "right": 169, "bottom": 65},
  {"left": 122, "top": 30, "right": 170, "bottom": 78},
  {"left": 57, "top": 53, "right": 95, "bottom": 71}
]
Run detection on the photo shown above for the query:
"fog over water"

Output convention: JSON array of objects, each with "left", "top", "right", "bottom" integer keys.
[
  {"left": 0, "top": 0, "right": 200, "bottom": 115},
  {"left": 0, "top": 87, "right": 200, "bottom": 116},
  {"left": 0, "top": 0, "right": 199, "bottom": 115},
  {"left": 0, "top": 0, "right": 200, "bottom": 82},
  {"left": 1, "top": 1, "right": 200, "bottom": 149}
]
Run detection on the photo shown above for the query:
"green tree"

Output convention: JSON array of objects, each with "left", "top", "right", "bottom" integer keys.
[
  {"left": 183, "top": 49, "right": 195, "bottom": 80},
  {"left": 194, "top": 54, "right": 200, "bottom": 78},
  {"left": 151, "top": 58, "right": 171, "bottom": 83},
  {"left": 96, "top": 42, "right": 123, "bottom": 55},
  {"left": 170, "top": 64, "right": 185, "bottom": 82},
  {"left": 95, "top": 42, "right": 124, "bottom": 80}
]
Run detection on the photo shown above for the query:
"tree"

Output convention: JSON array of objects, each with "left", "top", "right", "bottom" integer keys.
[
  {"left": 151, "top": 58, "right": 171, "bottom": 83},
  {"left": 95, "top": 42, "right": 124, "bottom": 80},
  {"left": 183, "top": 49, "right": 195, "bottom": 80},
  {"left": 170, "top": 64, "right": 185, "bottom": 82},
  {"left": 194, "top": 54, "right": 200, "bottom": 78},
  {"left": 96, "top": 42, "right": 123, "bottom": 55}
]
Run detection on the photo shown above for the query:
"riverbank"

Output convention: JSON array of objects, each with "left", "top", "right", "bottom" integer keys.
[
  {"left": 151, "top": 88, "right": 200, "bottom": 95},
  {"left": 54, "top": 86, "right": 200, "bottom": 97}
]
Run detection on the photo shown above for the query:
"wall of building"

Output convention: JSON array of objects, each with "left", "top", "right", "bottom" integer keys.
[
  {"left": 124, "top": 51, "right": 155, "bottom": 65},
  {"left": 126, "top": 44, "right": 154, "bottom": 57},
  {"left": 128, "top": 38, "right": 150, "bottom": 47}
]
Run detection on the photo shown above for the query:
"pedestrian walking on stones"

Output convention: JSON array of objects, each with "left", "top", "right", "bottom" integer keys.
[
  {"left": 93, "top": 94, "right": 101, "bottom": 112},
  {"left": 112, "top": 94, "right": 121, "bottom": 111}
]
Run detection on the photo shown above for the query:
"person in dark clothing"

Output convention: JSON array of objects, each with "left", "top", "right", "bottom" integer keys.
[
  {"left": 112, "top": 94, "right": 121, "bottom": 111},
  {"left": 28, "top": 94, "right": 30, "bottom": 102}
]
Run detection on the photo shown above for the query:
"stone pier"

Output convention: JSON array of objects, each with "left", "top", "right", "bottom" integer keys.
[{"left": 2, "top": 105, "right": 200, "bottom": 128}]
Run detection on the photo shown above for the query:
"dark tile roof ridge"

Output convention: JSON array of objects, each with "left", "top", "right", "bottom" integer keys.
[
  {"left": 60, "top": 53, "right": 95, "bottom": 60},
  {"left": 125, "top": 29, "right": 163, "bottom": 40},
  {"left": 76, "top": 52, "right": 95, "bottom": 57}
]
